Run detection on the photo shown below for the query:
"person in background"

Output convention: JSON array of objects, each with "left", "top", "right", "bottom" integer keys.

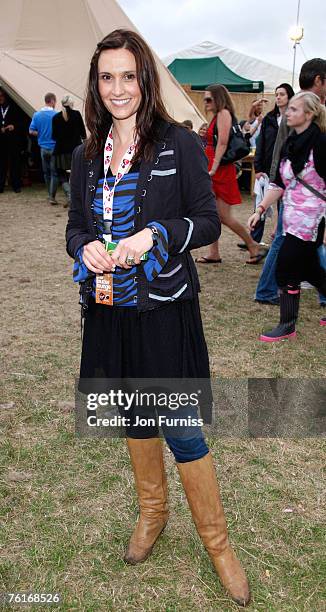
[
  {"left": 250, "top": 83, "right": 295, "bottom": 247},
  {"left": 52, "top": 95, "right": 86, "bottom": 208},
  {"left": 248, "top": 92, "right": 326, "bottom": 340},
  {"left": 196, "top": 84, "right": 267, "bottom": 264},
  {"left": 240, "top": 119, "right": 260, "bottom": 143},
  {"left": 0, "top": 88, "right": 24, "bottom": 193},
  {"left": 181, "top": 119, "right": 193, "bottom": 130},
  {"left": 198, "top": 122, "right": 208, "bottom": 147},
  {"left": 29, "top": 93, "right": 58, "bottom": 205},
  {"left": 181, "top": 119, "right": 205, "bottom": 149},
  {"left": 319, "top": 234, "right": 326, "bottom": 308},
  {"left": 255, "top": 85, "right": 295, "bottom": 181},
  {"left": 247, "top": 97, "right": 268, "bottom": 149},
  {"left": 254, "top": 58, "right": 326, "bottom": 306}
]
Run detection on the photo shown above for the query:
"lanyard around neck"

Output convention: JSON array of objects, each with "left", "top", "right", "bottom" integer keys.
[
  {"left": 102, "top": 124, "right": 137, "bottom": 242},
  {"left": 1, "top": 106, "right": 9, "bottom": 124}
]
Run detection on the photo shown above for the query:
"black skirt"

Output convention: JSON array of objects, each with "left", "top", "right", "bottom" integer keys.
[
  {"left": 55, "top": 153, "right": 72, "bottom": 171},
  {"left": 80, "top": 297, "right": 210, "bottom": 379},
  {"left": 79, "top": 297, "right": 213, "bottom": 426}
]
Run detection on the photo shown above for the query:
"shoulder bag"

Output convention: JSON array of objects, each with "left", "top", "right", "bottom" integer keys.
[{"left": 213, "top": 116, "right": 250, "bottom": 165}]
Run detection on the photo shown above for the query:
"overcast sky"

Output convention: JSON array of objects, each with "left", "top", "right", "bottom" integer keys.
[{"left": 118, "top": 0, "right": 325, "bottom": 71}]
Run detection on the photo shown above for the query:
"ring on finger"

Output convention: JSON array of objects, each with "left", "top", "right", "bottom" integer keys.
[{"left": 126, "top": 254, "right": 136, "bottom": 266}]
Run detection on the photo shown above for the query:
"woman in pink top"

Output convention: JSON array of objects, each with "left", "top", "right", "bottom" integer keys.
[{"left": 248, "top": 92, "right": 326, "bottom": 341}]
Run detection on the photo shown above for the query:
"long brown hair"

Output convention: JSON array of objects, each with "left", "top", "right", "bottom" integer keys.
[
  {"left": 85, "top": 29, "right": 174, "bottom": 161},
  {"left": 205, "top": 84, "right": 235, "bottom": 116}
]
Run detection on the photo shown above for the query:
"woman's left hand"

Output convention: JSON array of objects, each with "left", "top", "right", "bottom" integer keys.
[
  {"left": 209, "top": 166, "right": 218, "bottom": 177},
  {"left": 110, "top": 228, "right": 154, "bottom": 269},
  {"left": 248, "top": 212, "right": 261, "bottom": 231}
]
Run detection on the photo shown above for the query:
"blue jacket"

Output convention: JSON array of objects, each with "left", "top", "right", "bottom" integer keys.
[{"left": 66, "top": 120, "right": 221, "bottom": 312}]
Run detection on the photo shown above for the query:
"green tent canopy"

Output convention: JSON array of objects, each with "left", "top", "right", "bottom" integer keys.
[{"left": 168, "top": 57, "right": 264, "bottom": 92}]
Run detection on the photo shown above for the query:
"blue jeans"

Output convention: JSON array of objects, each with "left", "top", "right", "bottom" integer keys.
[
  {"left": 318, "top": 244, "right": 326, "bottom": 305},
  {"left": 57, "top": 168, "right": 70, "bottom": 202},
  {"left": 163, "top": 411, "right": 209, "bottom": 463},
  {"left": 126, "top": 405, "right": 209, "bottom": 463},
  {"left": 255, "top": 203, "right": 284, "bottom": 301},
  {"left": 40, "top": 148, "right": 58, "bottom": 199}
]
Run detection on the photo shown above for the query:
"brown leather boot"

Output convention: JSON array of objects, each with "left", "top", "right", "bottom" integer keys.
[
  {"left": 177, "top": 452, "right": 250, "bottom": 607},
  {"left": 124, "top": 437, "right": 169, "bottom": 564}
]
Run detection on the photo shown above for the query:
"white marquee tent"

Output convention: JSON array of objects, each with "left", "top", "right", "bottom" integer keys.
[
  {"left": 163, "top": 41, "right": 299, "bottom": 93},
  {"left": 0, "top": 0, "right": 204, "bottom": 126}
]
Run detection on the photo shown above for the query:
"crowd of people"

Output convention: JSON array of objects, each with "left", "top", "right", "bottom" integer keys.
[
  {"left": 1, "top": 54, "right": 325, "bottom": 343},
  {"left": 0, "top": 88, "right": 85, "bottom": 207},
  {"left": 29, "top": 93, "right": 86, "bottom": 207},
  {"left": 191, "top": 57, "right": 326, "bottom": 338}
]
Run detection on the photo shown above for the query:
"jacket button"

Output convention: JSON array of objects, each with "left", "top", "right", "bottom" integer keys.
[
  {"left": 89, "top": 185, "right": 95, "bottom": 191},
  {"left": 89, "top": 171, "right": 94, "bottom": 177},
  {"left": 136, "top": 206, "right": 141, "bottom": 214}
]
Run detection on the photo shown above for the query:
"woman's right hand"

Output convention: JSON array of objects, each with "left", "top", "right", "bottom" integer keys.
[
  {"left": 248, "top": 212, "right": 261, "bottom": 231},
  {"left": 82, "top": 240, "right": 115, "bottom": 273}
]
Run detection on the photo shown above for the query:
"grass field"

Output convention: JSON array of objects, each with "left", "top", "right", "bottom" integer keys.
[{"left": 0, "top": 186, "right": 325, "bottom": 611}]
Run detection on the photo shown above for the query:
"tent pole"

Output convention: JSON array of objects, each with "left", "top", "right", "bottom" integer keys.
[
  {"left": 291, "top": 0, "right": 301, "bottom": 87},
  {"left": 292, "top": 43, "right": 297, "bottom": 88}
]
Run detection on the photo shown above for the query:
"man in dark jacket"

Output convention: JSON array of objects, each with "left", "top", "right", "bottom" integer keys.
[{"left": 0, "top": 88, "right": 23, "bottom": 193}]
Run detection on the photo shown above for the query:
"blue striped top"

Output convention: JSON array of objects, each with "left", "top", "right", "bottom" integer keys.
[
  {"left": 73, "top": 171, "right": 169, "bottom": 305},
  {"left": 94, "top": 172, "right": 139, "bottom": 306}
]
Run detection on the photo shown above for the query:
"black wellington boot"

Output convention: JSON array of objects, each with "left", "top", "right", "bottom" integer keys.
[{"left": 260, "top": 286, "right": 300, "bottom": 342}]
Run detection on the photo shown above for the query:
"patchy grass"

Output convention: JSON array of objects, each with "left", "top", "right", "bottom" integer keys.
[{"left": 0, "top": 186, "right": 325, "bottom": 611}]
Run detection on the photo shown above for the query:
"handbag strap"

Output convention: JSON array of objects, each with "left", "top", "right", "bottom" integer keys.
[{"left": 296, "top": 175, "right": 326, "bottom": 202}]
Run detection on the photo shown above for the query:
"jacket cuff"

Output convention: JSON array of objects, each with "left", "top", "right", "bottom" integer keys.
[
  {"left": 143, "top": 222, "right": 169, "bottom": 281},
  {"left": 73, "top": 246, "right": 94, "bottom": 283}
]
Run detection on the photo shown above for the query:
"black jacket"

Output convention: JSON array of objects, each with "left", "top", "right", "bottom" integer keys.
[
  {"left": 66, "top": 120, "right": 220, "bottom": 312},
  {"left": 0, "top": 102, "right": 27, "bottom": 151},
  {"left": 52, "top": 109, "right": 86, "bottom": 155},
  {"left": 254, "top": 110, "right": 280, "bottom": 175}
]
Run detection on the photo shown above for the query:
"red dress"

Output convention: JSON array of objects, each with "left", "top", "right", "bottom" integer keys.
[{"left": 205, "top": 116, "right": 242, "bottom": 205}]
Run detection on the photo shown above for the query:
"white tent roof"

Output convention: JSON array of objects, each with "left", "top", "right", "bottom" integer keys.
[
  {"left": 0, "top": 0, "right": 204, "bottom": 127},
  {"left": 163, "top": 41, "right": 299, "bottom": 93}
]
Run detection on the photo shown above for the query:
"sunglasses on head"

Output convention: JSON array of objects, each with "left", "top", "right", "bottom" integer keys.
[{"left": 204, "top": 96, "right": 213, "bottom": 103}]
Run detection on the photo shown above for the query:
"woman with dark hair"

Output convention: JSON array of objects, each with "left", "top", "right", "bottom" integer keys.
[
  {"left": 52, "top": 96, "right": 86, "bottom": 207},
  {"left": 66, "top": 29, "right": 250, "bottom": 606},
  {"left": 196, "top": 84, "right": 267, "bottom": 264},
  {"left": 255, "top": 84, "right": 294, "bottom": 181},
  {"left": 252, "top": 83, "right": 295, "bottom": 244}
]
